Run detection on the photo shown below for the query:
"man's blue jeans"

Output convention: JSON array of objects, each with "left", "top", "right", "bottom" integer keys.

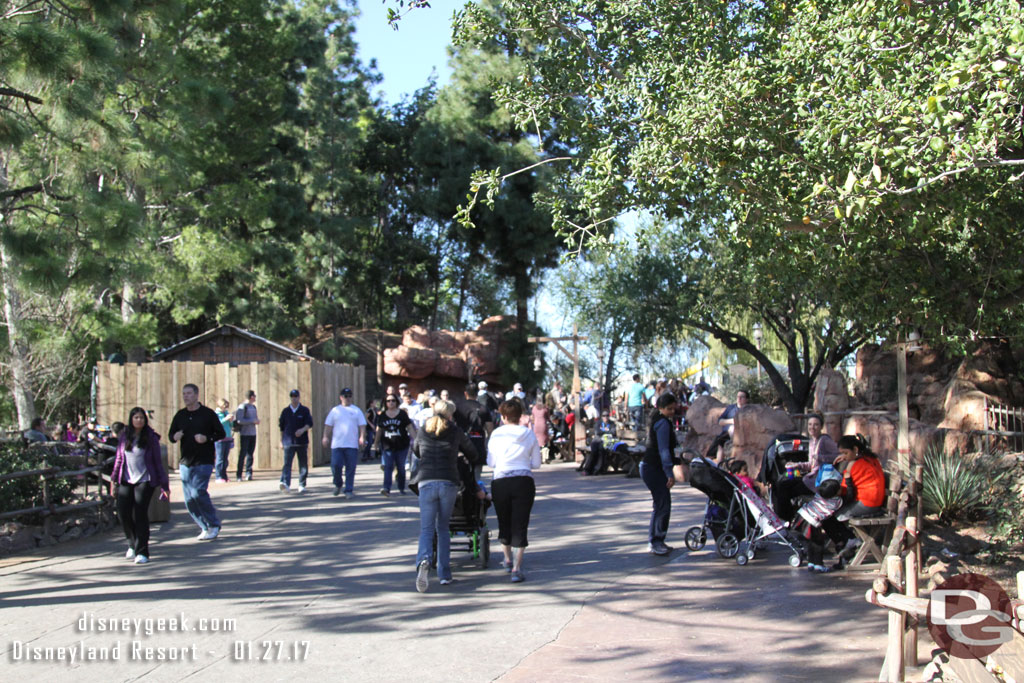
[
  {"left": 382, "top": 447, "right": 408, "bottom": 492},
  {"left": 629, "top": 405, "right": 644, "bottom": 432},
  {"left": 417, "top": 480, "right": 458, "bottom": 581},
  {"left": 214, "top": 441, "right": 232, "bottom": 481},
  {"left": 281, "top": 445, "right": 308, "bottom": 488},
  {"left": 640, "top": 462, "right": 671, "bottom": 545},
  {"left": 179, "top": 463, "right": 221, "bottom": 531},
  {"left": 331, "top": 447, "right": 359, "bottom": 493}
]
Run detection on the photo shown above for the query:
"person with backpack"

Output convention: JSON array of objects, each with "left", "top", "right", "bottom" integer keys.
[{"left": 455, "top": 383, "right": 493, "bottom": 478}]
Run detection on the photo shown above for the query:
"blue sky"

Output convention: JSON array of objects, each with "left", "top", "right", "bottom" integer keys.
[{"left": 353, "top": 0, "right": 461, "bottom": 104}]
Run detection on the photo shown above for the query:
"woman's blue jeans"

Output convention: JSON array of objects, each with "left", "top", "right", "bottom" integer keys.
[
  {"left": 214, "top": 441, "right": 232, "bottom": 481},
  {"left": 417, "top": 480, "right": 458, "bottom": 581},
  {"left": 382, "top": 447, "right": 408, "bottom": 492}
]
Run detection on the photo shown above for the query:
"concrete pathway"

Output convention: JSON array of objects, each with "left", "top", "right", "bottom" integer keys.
[{"left": 0, "top": 460, "right": 890, "bottom": 681}]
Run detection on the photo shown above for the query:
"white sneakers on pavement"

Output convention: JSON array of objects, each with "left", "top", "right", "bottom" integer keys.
[{"left": 198, "top": 527, "right": 221, "bottom": 541}]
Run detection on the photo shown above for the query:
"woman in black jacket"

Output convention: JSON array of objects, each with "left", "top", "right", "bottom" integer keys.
[{"left": 410, "top": 400, "right": 482, "bottom": 592}]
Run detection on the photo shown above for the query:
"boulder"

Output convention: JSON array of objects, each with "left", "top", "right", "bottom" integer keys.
[
  {"left": 463, "top": 342, "right": 500, "bottom": 376},
  {"left": 402, "top": 325, "right": 432, "bottom": 349},
  {"left": 732, "top": 404, "right": 798, "bottom": 473},
  {"left": 429, "top": 330, "right": 462, "bottom": 356},
  {"left": 682, "top": 396, "right": 796, "bottom": 474},
  {"left": 434, "top": 354, "right": 467, "bottom": 379},
  {"left": 383, "top": 346, "right": 439, "bottom": 379},
  {"left": 854, "top": 343, "right": 897, "bottom": 406},
  {"left": 813, "top": 367, "right": 850, "bottom": 438}
]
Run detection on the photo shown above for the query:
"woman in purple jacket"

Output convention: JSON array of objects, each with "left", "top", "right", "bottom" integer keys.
[{"left": 111, "top": 407, "right": 170, "bottom": 565}]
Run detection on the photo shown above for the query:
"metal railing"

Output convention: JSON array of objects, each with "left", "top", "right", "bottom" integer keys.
[{"left": 983, "top": 398, "right": 1024, "bottom": 453}]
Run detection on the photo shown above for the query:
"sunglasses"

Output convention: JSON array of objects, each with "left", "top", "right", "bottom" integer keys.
[{"left": 385, "top": 399, "right": 397, "bottom": 404}]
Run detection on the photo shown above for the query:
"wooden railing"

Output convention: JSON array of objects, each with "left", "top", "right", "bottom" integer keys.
[{"left": 0, "top": 441, "right": 114, "bottom": 535}]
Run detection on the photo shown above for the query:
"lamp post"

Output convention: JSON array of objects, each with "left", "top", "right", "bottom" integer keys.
[{"left": 752, "top": 323, "right": 763, "bottom": 381}]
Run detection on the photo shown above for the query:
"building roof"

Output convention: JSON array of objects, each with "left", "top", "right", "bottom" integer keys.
[{"left": 152, "top": 324, "right": 313, "bottom": 361}]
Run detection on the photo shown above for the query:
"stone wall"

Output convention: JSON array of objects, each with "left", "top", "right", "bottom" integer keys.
[{"left": 383, "top": 315, "right": 513, "bottom": 382}]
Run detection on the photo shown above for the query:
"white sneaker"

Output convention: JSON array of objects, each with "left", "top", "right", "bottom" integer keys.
[
  {"left": 343, "top": 492, "right": 352, "bottom": 499},
  {"left": 125, "top": 548, "right": 136, "bottom": 560},
  {"left": 279, "top": 482, "right": 288, "bottom": 492},
  {"left": 197, "top": 529, "right": 210, "bottom": 540},
  {"left": 439, "top": 578, "right": 452, "bottom": 585},
  {"left": 134, "top": 555, "right": 149, "bottom": 565},
  {"left": 415, "top": 560, "right": 430, "bottom": 593},
  {"left": 205, "top": 526, "right": 221, "bottom": 540},
  {"left": 297, "top": 485, "right": 306, "bottom": 493}
]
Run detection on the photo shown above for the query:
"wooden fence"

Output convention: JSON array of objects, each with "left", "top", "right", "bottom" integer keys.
[
  {"left": 95, "top": 360, "right": 364, "bottom": 471},
  {"left": 984, "top": 398, "right": 1024, "bottom": 453}
]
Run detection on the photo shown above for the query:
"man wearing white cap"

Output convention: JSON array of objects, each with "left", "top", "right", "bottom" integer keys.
[
  {"left": 512, "top": 382, "right": 526, "bottom": 401},
  {"left": 476, "top": 380, "right": 497, "bottom": 417}
]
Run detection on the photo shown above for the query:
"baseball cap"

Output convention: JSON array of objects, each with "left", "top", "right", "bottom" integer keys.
[
  {"left": 340, "top": 387, "right": 353, "bottom": 396},
  {"left": 514, "top": 382, "right": 523, "bottom": 390},
  {"left": 478, "top": 381, "right": 488, "bottom": 390},
  {"left": 399, "top": 382, "right": 408, "bottom": 389},
  {"left": 289, "top": 389, "right": 300, "bottom": 397}
]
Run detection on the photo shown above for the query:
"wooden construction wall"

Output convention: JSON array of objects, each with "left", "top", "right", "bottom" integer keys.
[{"left": 96, "top": 360, "right": 365, "bottom": 470}]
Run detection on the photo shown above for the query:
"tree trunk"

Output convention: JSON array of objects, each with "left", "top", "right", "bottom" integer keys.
[{"left": 0, "top": 238, "right": 37, "bottom": 429}]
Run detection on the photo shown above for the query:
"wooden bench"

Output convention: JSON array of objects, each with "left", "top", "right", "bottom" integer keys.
[{"left": 844, "top": 467, "right": 910, "bottom": 570}]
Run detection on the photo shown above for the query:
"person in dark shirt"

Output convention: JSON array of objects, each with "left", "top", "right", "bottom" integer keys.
[
  {"left": 278, "top": 389, "right": 314, "bottom": 493},
  {"left": 168, "top": 383, "right": 226, "bottom": 541},
  {"left": 641, "top": 393, "right": 679, "bottom": 555},
  {"left": 373, "top": 395, "right": 416, "bottom": 495},
  {"left": 455, "top": 384, "right": 494, "bottom": 476}
]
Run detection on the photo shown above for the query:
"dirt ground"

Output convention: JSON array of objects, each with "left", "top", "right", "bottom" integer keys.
[{"left": 920, "top": 515, "right": 1024, "bottom": 599}]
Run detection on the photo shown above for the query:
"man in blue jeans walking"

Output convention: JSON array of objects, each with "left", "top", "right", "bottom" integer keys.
[
  {"left": 279, "top": 388, "right": 314, "bottom": 493},
  {"left": 322, "top": 387, "right": 366, "bottom": 498},
  {"left": 169, "top": 383, "right": 226, "bottom": 541}
]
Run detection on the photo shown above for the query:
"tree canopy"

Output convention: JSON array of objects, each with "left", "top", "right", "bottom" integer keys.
[{"left": 451, "top": 0, "right": 1024, "bottom": 407}]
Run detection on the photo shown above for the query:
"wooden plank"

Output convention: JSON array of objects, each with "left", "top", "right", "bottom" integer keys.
[
  {"left": 886, "top": 556, "right": 905, "bottom": 682},
  {"left": 256, "top": 362, "right": 272, "bottom": 470},
  {"left": 944, "top": 656, "right": 1000, "bottom": 683},
  {"left": 987, "top": 629, "right": 1024, "bottom": 682}
]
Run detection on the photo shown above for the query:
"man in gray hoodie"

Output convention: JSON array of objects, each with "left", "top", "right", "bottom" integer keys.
[{"left": 235, "top": 390, "right": 260, "bottom": 481}]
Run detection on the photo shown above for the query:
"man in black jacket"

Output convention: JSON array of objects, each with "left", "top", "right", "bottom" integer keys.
[
  {"left": 169, "top": 383, "right": 226, "bottom": 541},
  {"left": 278, "top": 389, "right": 314, "bottom": 493}
]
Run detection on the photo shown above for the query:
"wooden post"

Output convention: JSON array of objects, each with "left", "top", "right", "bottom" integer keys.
[
  {"left": 904, "top": 516, "right": 919, "bottom": 668},
  {"left": 41, "top": 459, "right": 52, "bottom": 538},
  {"left": 1018, "top": 571, "right": 1023, "bottom": 600},
  {"left": 914, "top": 465, "right": 924, "bottom": 569},
  {"left": 886, "top": 555, "right": 905, "bottom": 682},
  {"left": 896, "top": 342, "right": 910, "bottom": 478}
]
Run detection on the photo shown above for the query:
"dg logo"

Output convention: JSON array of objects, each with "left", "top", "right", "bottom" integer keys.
[{"left": 928, "top": 572, "right": 1014, "bottom": 660}]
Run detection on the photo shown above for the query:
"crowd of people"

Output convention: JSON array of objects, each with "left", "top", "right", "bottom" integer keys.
[{"left": 28, "top": 369, "right": 884, "bottom": 582}]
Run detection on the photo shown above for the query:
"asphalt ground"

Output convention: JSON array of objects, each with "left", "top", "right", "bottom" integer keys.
[{"left": 0, "top": 459, "right": 891, "bottom": 681}]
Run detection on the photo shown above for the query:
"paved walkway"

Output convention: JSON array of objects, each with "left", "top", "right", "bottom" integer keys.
[{"left": 0, "top": 461, "right": 890, "bottom": 681}]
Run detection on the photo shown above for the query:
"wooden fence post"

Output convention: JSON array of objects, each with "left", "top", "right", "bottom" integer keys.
[
  {"left": 41, "top": 459, "right": 52, "bottom": 538},
  {"left": 904, "top": 516, "right": 919, "bottom": 667},
  {"left": 884, "top": 555, "right": 905, "bottom": 682}
]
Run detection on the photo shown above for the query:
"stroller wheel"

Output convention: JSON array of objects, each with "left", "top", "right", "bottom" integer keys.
[
  {"left": 788, "top": 554, "right": 802, "bottom": 568},
  {"left": 684, "top": 526, "right": 707, "bottom": 551},
  {"left": 717, "top": 533, "right": 739, "bottom": 559},
  {"left": 736, "top": 552, "right": 749, "bottom": 566},
  {"left": 479, "top": 531, "right": 490, "bottom": 569}
]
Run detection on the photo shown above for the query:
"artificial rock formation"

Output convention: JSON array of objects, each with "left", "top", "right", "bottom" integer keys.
[{"left": 383, "top": 315, "right": 513, "bottom": 380}]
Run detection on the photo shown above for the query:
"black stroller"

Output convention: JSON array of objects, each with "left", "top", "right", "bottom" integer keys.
[
  {"left": 430, "top": 456, "right": 491, "bottom": 569},
  {"left": 685, "top": 456, "right": 804, "bottom": 567},
  {"left": 757, "top": 432, "right": 811, "bottom": 513}
]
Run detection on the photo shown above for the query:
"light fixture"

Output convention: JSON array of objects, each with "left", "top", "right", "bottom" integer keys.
[
  {"left": 533, "top": 347, "right": 543, "bottom": 372},
  {"left": 752, "top": 323, "right": 763, "bottom": 343},
  {"left": 907, "top": 329, "right": 923, "bottom": 353}
]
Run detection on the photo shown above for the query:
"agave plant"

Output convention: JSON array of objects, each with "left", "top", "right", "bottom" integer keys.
[{"left": 922, "top": 448, "right": 1006, "bottom": 524}]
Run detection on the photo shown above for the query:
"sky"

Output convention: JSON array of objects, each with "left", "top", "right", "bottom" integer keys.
[
  {"left": 352, "top": 0, "right": 462, "bottom": 104},
  {"left": 351, "top": 1, "right": 620, "bottom": 375}
]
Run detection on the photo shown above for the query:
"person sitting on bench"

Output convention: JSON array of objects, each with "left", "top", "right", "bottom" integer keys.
[{"left": 581, "top": 411, "right": 617, "bottom": 475}]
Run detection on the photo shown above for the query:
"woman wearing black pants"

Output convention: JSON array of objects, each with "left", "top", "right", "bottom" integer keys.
[
  {"left": 111, "top": 407, "right": 170, "bottom": 565},
  {"left": 487, "top": 400, "right": 542, "bottom": 583}
]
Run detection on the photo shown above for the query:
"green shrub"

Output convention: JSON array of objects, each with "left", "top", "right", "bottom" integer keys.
[
  {"left": 922, "top": 448, "right": 1008, "bottom": 523},
  {"left": 0, "top": 442, "right": 77, "bottom": 516},
  {"left": 991, "top": 456, "right": 1024, "bottom": 543}
]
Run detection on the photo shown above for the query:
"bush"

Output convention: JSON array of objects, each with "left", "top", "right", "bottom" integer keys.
[
  {"left": 922, "top": 447, "right": 1007, "bottom": 523},
  {"left": 0, "top": 442, "right": 77, "bottom": 516},
  {"left": 991, "top": 456, "right": 1024, "bottom": 543}
]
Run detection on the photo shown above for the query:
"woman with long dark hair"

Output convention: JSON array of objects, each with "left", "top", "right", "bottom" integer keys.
[{"left": 111, "top": 407, "right": 170, "bottom": 565}]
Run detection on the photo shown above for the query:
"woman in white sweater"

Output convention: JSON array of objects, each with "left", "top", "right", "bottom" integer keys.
[{"left": 487, "top": 399, "right": 542, "bottom": 583}]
